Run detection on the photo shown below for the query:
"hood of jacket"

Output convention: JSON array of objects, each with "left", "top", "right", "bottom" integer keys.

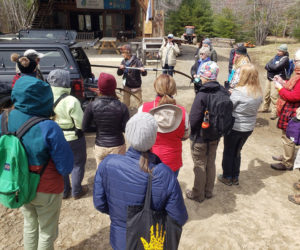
[
  {"left": 11, "top": 76, "right": 53, "bottom": 117},
  {"left": 51, "top": 86, "right": 71, "bottom": 101},
  {"left": 47, "top": 69, "right": 71, "bottom": 88},
  {"left": 198, "top": 81, "right": 220, "bottom": 93}
]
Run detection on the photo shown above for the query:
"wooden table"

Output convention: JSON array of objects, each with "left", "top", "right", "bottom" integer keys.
[{"left": 97, "top": 37, "right": 120, "bottom": 55}]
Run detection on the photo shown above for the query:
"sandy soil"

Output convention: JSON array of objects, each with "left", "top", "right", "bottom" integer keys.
[{"left": 1, "top": 45, "right": 300, "bottom": 250}]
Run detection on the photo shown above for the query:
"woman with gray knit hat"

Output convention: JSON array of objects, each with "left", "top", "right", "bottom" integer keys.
[
  {"left": 93, "top": 112, "right": 188, "bottom": 250},
  {"left": 48, "top": 69, "right": 88, "bottom": 200}
]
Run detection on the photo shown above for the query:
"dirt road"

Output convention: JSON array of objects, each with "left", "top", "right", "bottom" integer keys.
[{"left": 1, "top": 45, "right": 300, "bottom": 250}]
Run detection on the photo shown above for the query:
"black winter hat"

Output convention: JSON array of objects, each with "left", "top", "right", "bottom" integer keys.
[
  {"left": 11, "top": 53, "right": 37, "bottom": 74},
  {"left": 236, "top": 46, "right": 247, "bottom": 56}
]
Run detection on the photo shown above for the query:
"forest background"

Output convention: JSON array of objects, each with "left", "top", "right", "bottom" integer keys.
[{"left": 0, "top": 0, "right": 300, "bottom": 45}]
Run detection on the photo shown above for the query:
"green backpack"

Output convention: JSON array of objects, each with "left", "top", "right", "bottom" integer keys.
[{"left": 0, "top": 111, "right": 48, "bottom": 209}]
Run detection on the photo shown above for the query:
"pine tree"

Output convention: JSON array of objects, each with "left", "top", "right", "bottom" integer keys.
[{"left": 165, "top": 0, "right": 214, "bottom": 38}]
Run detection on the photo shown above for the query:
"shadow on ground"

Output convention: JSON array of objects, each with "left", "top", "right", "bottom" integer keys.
[
  {"left": 185, "top": 157, "right": 284, "bottom": 221},
  {"left": 66, "top": 226, "right": 112, "bottom": 250}
]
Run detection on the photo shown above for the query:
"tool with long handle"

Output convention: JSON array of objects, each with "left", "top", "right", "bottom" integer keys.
[{"left": 90, "top": 64, "right": 192, "bottom": 80}]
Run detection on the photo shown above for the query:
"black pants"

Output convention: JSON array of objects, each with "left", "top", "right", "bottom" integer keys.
[{"left": 222, "top": 130, "right": 252, "bottom": 179}]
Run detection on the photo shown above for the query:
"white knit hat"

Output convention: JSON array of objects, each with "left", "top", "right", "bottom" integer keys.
[{"left": 125, "top": 113, "right": 158, "bottom": 152}]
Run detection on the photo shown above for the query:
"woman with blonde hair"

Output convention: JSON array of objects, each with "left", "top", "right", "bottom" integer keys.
[
  {"left": 138, "top": 74, "right": 190, "bottom": 176},
  {"left": 219, "top": 64, "right": 262, "bottom": 186},
  {"left": 229, "top": 46, "right": 251, "bottom": 87}
]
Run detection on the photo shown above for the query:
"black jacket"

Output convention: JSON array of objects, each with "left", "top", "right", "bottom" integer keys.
[
  {"left": 82, "top": 96, "right": 129, "bottom": 147},
  {"left": 265, "top": 54, "right": 289, "bottom": 81},
  {"left": 189, "top": 81, "right": 222, "bottom": 143},
  {"left": 117, "top": 55, "right": 147, "bottom": 89}
]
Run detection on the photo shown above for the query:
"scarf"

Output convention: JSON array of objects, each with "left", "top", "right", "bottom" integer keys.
[{"left": 277, "top": 67, "right": 300, "bottom": 116}]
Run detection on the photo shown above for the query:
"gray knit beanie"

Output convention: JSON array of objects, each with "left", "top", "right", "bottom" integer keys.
[
  {"left": 47, "top": 69, "right": 71, "bottom": 88},
  {"left": 125, "top": 113, "right": 158, "bottom": 152}
]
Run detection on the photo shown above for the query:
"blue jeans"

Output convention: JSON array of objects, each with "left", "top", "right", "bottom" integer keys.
[
  {"left": 174, "top": 169, "right": 179, "bottom": 177},
  {"left": 162, "top": 64, "right": 174, "bottom": 76},
  {"left": 64, "top": 136, "right": 87, "bottom": 197}
]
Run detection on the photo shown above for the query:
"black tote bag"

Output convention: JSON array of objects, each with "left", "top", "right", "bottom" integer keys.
[{"left": 126, "top": 174, "right": 182, "bottom": 250}]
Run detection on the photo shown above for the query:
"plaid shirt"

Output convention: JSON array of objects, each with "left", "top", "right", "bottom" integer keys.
[{"left": 277, "top": 102, "right": 300, "bottom": 131}]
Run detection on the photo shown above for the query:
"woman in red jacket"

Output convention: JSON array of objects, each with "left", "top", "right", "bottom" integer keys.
[
  {"left": 139, "top": 74, "right": 190, "bottom": 176},
  {"left": 271, "top": 49, "right": 300, "bottom": 171}
]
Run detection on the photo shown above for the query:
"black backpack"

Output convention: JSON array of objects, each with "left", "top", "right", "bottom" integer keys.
[{"left": 200, "top": 86, "right": 234, "bottom": 141}]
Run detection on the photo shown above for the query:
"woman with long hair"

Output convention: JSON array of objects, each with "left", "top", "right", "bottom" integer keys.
[
  {"left": 93, "top": 113, "right": 188, "bottom": 250},
  {"left": 229, "top": 46, "right": 251, "bottom": 87},
  {"left": 139, "top": 74, "right": 190, "bottom": 177},
  {"left": 219, "top": 64, "right": 262, "bottom": 186}
]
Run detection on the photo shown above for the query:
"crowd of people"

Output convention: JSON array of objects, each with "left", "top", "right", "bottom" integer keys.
[{"left": 1, "top": 40, "right": 300, "bottom": 250}]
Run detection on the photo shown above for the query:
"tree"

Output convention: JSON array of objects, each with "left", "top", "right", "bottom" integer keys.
[
  {"left": 0, "top": 0, "right": 33, "bottom": 33},
  {"left": 213, "top": 8, "right": 238, "bottom": 39},
  {"left": 165, "top": 0, "right": 214, "bottom": 38},
  {"left": 252, "top": 0, "right": 275, "bottom": 45}
]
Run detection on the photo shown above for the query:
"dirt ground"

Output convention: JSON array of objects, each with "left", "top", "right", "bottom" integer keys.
[{"left": 1, "top": 45, "right": 300, "bottom": 250}]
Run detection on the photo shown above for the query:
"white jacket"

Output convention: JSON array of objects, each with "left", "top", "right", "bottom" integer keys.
[{"left": 159, "top": 42, "right": 180, "bottom": 67}]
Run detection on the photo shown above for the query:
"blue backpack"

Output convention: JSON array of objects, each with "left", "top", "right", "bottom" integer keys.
[{"left": 286, "top": 59, "right": 295, "bottom": 79}]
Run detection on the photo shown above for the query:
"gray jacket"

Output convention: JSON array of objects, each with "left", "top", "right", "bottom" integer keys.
[{"left": 230, "top": 86, "right": 262, "bottom": 132}]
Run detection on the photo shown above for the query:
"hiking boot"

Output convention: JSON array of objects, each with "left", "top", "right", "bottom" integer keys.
[
  {"left": 270, "top": 163, "right": 292, "bottom": 171},
  {"left": 205, "top": 193, "right": 213, "bottom": 199},
  {"left": 288, "top": 194, "right": 300, "bottom": 205},
  {"left": 293, "top": 182, "right": 300, "bottom": 191},
  {"left": 232, "top": 178, "right": 239, "bottom": 185},
  {"left": 218, "top": 175, "right": 232, "bottom": 186},
  {"left": 186, "top": 189, "right": 204, "bottom": 203},
  {"left": 63, "top": 189, "right": 71, "bottom": 199},
  {"left": 74, "top": 186, "right": 89, "bottom": 200},
  {"left": 272, "top": 155, "right": 284, "bottom": 162}
]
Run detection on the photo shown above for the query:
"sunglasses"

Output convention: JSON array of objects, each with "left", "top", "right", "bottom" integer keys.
[{"left": 200, "top": 53, "right": 205, "bottom": 55}]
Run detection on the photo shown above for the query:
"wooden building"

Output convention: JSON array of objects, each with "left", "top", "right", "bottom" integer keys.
[{"left": 29, "top": 0, "right": 150, "bottom": 38}]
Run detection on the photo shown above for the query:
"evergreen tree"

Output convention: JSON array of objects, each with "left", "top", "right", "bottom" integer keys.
[
  {"left": 213, "top": 8, "right": 237, "bottom": 39},
  {"left": 165, "top": 0, "right": 214, "bottom": 38}
]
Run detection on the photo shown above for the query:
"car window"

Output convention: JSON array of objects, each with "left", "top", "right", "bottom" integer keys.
[{"left": 0, "top": 49, "right": 67, "bottom": 70}]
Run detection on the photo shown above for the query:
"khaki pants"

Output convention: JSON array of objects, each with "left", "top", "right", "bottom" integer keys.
[
  {"left": 262, "top": 79, "right": 279, "bottom": 116},
  {"left": 123, "top": 87, "right": 142, "bottom": 108},
  {"left": 21, "top": 192, "right": 63, "bottom": 250},
  {"left": 282, "top": 130, "right": 296, "bottom": 168},
  {"left": 94, "top": 144, "right": 126, "bottom": 167},
  {"left": 190, "top": 140, "right": 219, "bottom": 200}
]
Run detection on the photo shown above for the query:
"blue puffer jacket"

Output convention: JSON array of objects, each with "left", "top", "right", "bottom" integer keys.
[
  {"left": 93, "top": 147, "right": 188, "bottom": 250},
  {"left": 0, "top": 76, "right": 73, "bottom": 193}
]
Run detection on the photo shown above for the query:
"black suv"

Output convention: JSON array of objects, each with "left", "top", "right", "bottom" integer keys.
[{"left": 0, "top": 30, "right": 97, "bottom": 110}]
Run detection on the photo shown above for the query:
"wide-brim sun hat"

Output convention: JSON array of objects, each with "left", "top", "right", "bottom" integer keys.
[{"left": 149, "top": 104, "right": 182, "bottom": 133}]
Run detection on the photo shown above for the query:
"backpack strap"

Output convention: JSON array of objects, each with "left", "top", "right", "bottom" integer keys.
[
  {"left": 53, "top": 93, "right": 69, "bottom": 109},
  {"left": 1, "top": 110, "right": 9, "bottom": 135},
  {"left": 16, "top": 117, "right": 48, "bottom": 140}
]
